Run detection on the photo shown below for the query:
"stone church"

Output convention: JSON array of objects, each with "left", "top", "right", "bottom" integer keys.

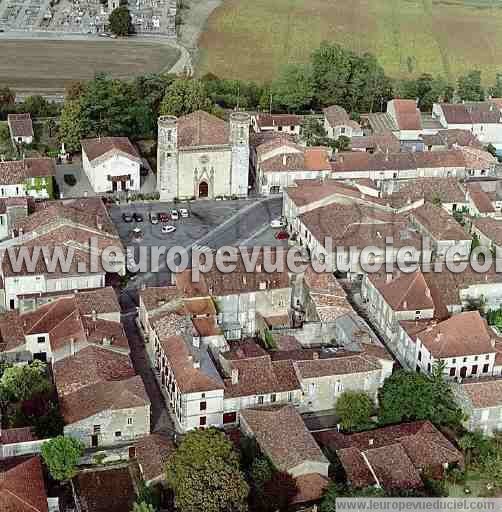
[{"left": 157, "top": 110, "right": 250, "bottom": 201}]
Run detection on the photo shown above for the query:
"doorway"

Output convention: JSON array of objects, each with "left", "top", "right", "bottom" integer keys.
[
  {"left": 91, "top": 435, "right": 99, "bottom": 448},
  {"left": 198, "top": 181, "right": 209, "bottom": 198}
]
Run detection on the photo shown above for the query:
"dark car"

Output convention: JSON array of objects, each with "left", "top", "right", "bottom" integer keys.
[
  {"left": 275, "top": 230, "right": 289, "bottom": 240},
  {"left": 158, "top": 212, "right": 169, "bottom": 223},
  {"left": 133, "top": 212, "right": 144, "bottom": 222},
  {"left": 122, "top": 212, "right": 134, "bottom": 223}
]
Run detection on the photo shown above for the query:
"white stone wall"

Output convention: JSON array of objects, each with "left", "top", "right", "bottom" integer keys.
[{"left": 83, "top": 151, "right": 140, "bottom": 193}]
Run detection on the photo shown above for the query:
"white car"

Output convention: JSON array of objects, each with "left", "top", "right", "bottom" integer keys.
[
  {"left": 149, "top": 212, "right": 159, "bottom": 224},
  {"left": 179, "top": 208, "right": 189, "bottom": 218},
  {"left": 270, "top": 218, "right": 286, "bottom": 228},
  {"left": 161, "top": 225, "right": 176, "bottom": 234},
  {"left": 170, "top": 209, "right": 179, "bottom": 221}
]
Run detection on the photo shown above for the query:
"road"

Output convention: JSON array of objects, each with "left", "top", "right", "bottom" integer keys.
[{"left": 110, "top": 196, "right": 284, "bottom": 288}]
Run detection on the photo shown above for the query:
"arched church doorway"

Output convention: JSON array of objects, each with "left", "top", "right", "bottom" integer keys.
[{"left": 198, "top": 181, "right": 209, "bottom": 198}]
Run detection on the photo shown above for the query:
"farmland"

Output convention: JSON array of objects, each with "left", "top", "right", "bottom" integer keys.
[
  {"left": 197, "top": 0, "right": 502, "bottom": 83},
  {"left": 0, "top": 39, "right": 180, "bottom": 91}
]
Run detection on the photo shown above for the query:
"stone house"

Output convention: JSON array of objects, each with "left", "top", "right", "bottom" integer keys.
[
  {"left": 61, "top": 375, "right": 150, "bottom": 449},
  {"left": 253, "top": 136, "right": 332, "bottom": 195},
  {"left": 472, "top": 217, "right": 502, "bottom": 254},
  {"left": 0, "top": 198, "right": 124, "bottom": 309},
  {"left": 0, "top": 158, "right": 55, "bottom": 199},
  {"left": 251, "top": 113, "right": 302, "bottom": 136},
  {"left": 406, "top": 202, "right": 471, "bottom": 260},
  {"left": 8, "top": 113, "right": 34, "bottom": 145},
  {"left": 314, "top": 421, "right": 463, "bottom": 490},
  {"left": 323, "top": 105, "right": 363, "bottom": 140},
  {"left": 81, "top": 137, "right": 141, "bottom": 194},
  {"left": 454, "top": 378, "right": 502, "bottom": 435},
  {"left": 432, "top": 101, "right": 502, "bottom": 148},
  {"left": 0, "top": 287, "right": 127, "bottom": 363},
  {"left": 240, "top": 405, "right": 330, "bottom": 504}
]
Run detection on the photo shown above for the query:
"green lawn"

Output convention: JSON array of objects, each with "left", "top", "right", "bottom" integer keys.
[{"left": 198, "top": 0, "right": 502, "bottom": 83}]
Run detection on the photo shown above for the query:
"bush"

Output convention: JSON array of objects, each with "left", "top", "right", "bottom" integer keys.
[{"left": 63, "top": 174, "right": 76, "bottom": 186}]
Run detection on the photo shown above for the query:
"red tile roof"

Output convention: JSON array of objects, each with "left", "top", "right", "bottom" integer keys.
[
  {"left": 7, "top": 113, "right": 33, "bottom": 138},
  {"left": 0, "top": 158, "right": 55, "bottom": 185},
  {"left": 177, "top": 110, "right": 230, "bottom": 147},
  {"left": 54, "top": 345, "right": 135, "bottom": 396},
  {"left": 389, "top": 99, "right": 422, "bottom": 130},
  {"left": 135, "top": 433, "right": 175, "bottom": 482},
  {"left": 0, "top": 456, "right": 48, "bottom": 512},
  {"left": 255, "top": 113, "right": 302, "bottom": 129},
  {"left": 460, "top": 378, "right": 502, "bottom": 408},
  {"left": 241, "top": 404, "right": 328, "bottom": 472},
  {"left": 60, "top": 374, "right": 149, "bottom": 424},
  {"left": 468, "top": 183, "right": 496, "bottom": 213},
  {"left": 81, "top": 137, "right": 140, "bottom": 162}
]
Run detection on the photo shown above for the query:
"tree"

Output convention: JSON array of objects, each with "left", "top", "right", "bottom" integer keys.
[
  {"left": 489, "top": 72, "right": 502, "bottom": 98},
  {"left": 108, "top": 5, "right": 132, "bottom": 36},
  {"left": 160, "top": 79, "right": 213, "bottom": 117},
  {"left": 302, "top": 117, "right": 327, "bottom": 146},
  {"left": 457, "top": 70, "right": 484, "bottom": 101},
  {"left": 336, "top": 391, "right": 374, "bottom": 431},
  {"left": 59, "top": 99, "right": 85, "bottom": 152},
  {"left": 272, "top": 64, "right": 315, "bottom": 112},
  {"left": 165, "top": 428, "right": 249, "bottom": 512},
  {"left": 131, "top": 503, "right": 156, "bottom": 512},
  {"left": 378, "top": 367, "right": 463, "bottom": 427},
  {"left": 333, "top": 135, "right": 351, "bottom": 152},
  {"left": 0, "top": 360, "right": 51, "bottom": 403},
  {"left": 0, "top": 86, "right": 15, "bottom": 108},
  {"left": 41, "top": 436, "right": 85, "bottom": 482}
]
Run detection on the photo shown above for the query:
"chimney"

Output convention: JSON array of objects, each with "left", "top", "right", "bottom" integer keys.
[
  {"left": 283, "top": 154, "right": 287, "bottom": 166},
  {"left": 102, "top": 336, "right": 111, "bottom": 346},
  {"left": 70, "top": 338, "right": 75, "bottom": 356},
  {"left": 313, "top": 351, "right": 319, "bottom": 360},
  {"left": 403, "top": 300, "right": 408, "bottom": 309},
  {"left": 91, "top": 309, "right": 97, "bottom": 322},
  {"left": 369, "top": 438, "right": 374, "bottom": 446},
  {"left": 425, "top": 288, "right": 431, "bottom": 298},
  {"left": 231, "top": 368, "right": 239, "bottom": 385},
  {"left": 386, "top": 273, "right": 393, "bottom": 283},
  {"left": 96, "top": 215, "right": 103, "bottom": 230}
]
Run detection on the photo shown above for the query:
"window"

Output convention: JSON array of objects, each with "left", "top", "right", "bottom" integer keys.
[
  {"left": 452, "top": 358, "right": 456, "bottom": 363},
  {"left": 483, "top": 364, "right": 490, "bottom": 373},
  {"left": 486, "top": 354, "right": 490, "bottom": 360},
  {"left": 463, "top": 357, "right": 467, "bottom": 363},
  {"left": 37, "top": 336, "right": 45, "bottom": 344},
  {"left": 278, "top": 126, "right": 283, "bottom": 131},
  {"left": 201, "top": 393, "right": 205, "bottom": 399},
  {"left": 341, "top": 127, "right": 346, "bottom": 134},
  {"left": 93, "top": 425, "right": 101, "bottom": 434},
  {"left": 287, "top": 392, "right": 293, "bottom": 402},
  {"left": 115, "top": 431, "right": 122, "bottom": 437},
  {"left": 200, "top": 401, "right": 207, "bottom": 411},
  {"left": 167, "top": 130, "right": 172, "bottom": 142},
  {"left": 127, "top": 417, "right": 133, "bottom": 425},
  {"left": 472, "top": 365, "right": 478, "bottom": 375},
  {"left": 223, "top": 412, "right": 237, "bottom": 424},
  {"left": 418, "top": 351, "right": 422, "bottom": 361},
  {"left": 200, "top": 416, "right": 206, "bottom": 426},
  {"left": 449, "top": 368, "right": 456, "bottom": 377},
  {"left": 270, "top": 394, "right": 276, "bottom": 403},
  {"left": 427, "top": 363, "right": 431, "bottom": 372},
  {"left": 258, "top": 396, "right": 264, "bottom": 405},
  {"left": 474, "top": 356, "right": 478, "bottom": 361}
]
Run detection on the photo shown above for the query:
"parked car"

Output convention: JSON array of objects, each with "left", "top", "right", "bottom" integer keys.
[
  {"left": 149, "top": 212, "right": 159, "bottom": 224},
  {"left": 270, "top": 218, "right": 286, "bottom": 228},
  {"left": 275, "top": 230, "right": 289, "bottom": 240},
  {"left": 179, "top": 208, "right": 189, "bottom": 218},
  {"left": 158, "top": 212, "right": 169, "bottom": 223},
  {"left": 133, "top": 212, "right": 144, "bottom": 222},
  {"left": 170, "top": 209, "right": 179, "bottom": 221},
  {"left": 161, "top": 225, "right": 176, "bottom": 234},
  {"left": 122, "top": 212, "right": 134, "bottom": 223}
]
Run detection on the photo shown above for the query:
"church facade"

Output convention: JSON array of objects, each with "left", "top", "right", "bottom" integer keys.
[{"left": 157, "top": 110, "right": 250, "bottom": 201}]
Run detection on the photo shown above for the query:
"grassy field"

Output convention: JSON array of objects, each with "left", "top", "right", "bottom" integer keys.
[
  {"left": 197, "top": 0, "right": 502, "bottom": 83},
  {"left": 0, "top": 39, "right": 180, "bottom": 90}
]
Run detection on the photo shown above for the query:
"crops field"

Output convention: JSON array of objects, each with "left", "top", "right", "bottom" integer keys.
[
  {"left": 197, "top": 0, "right": 502, "bottom": 83},
  {"left": 0, "top": 39, "right": 180, "bottom": 90}
]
